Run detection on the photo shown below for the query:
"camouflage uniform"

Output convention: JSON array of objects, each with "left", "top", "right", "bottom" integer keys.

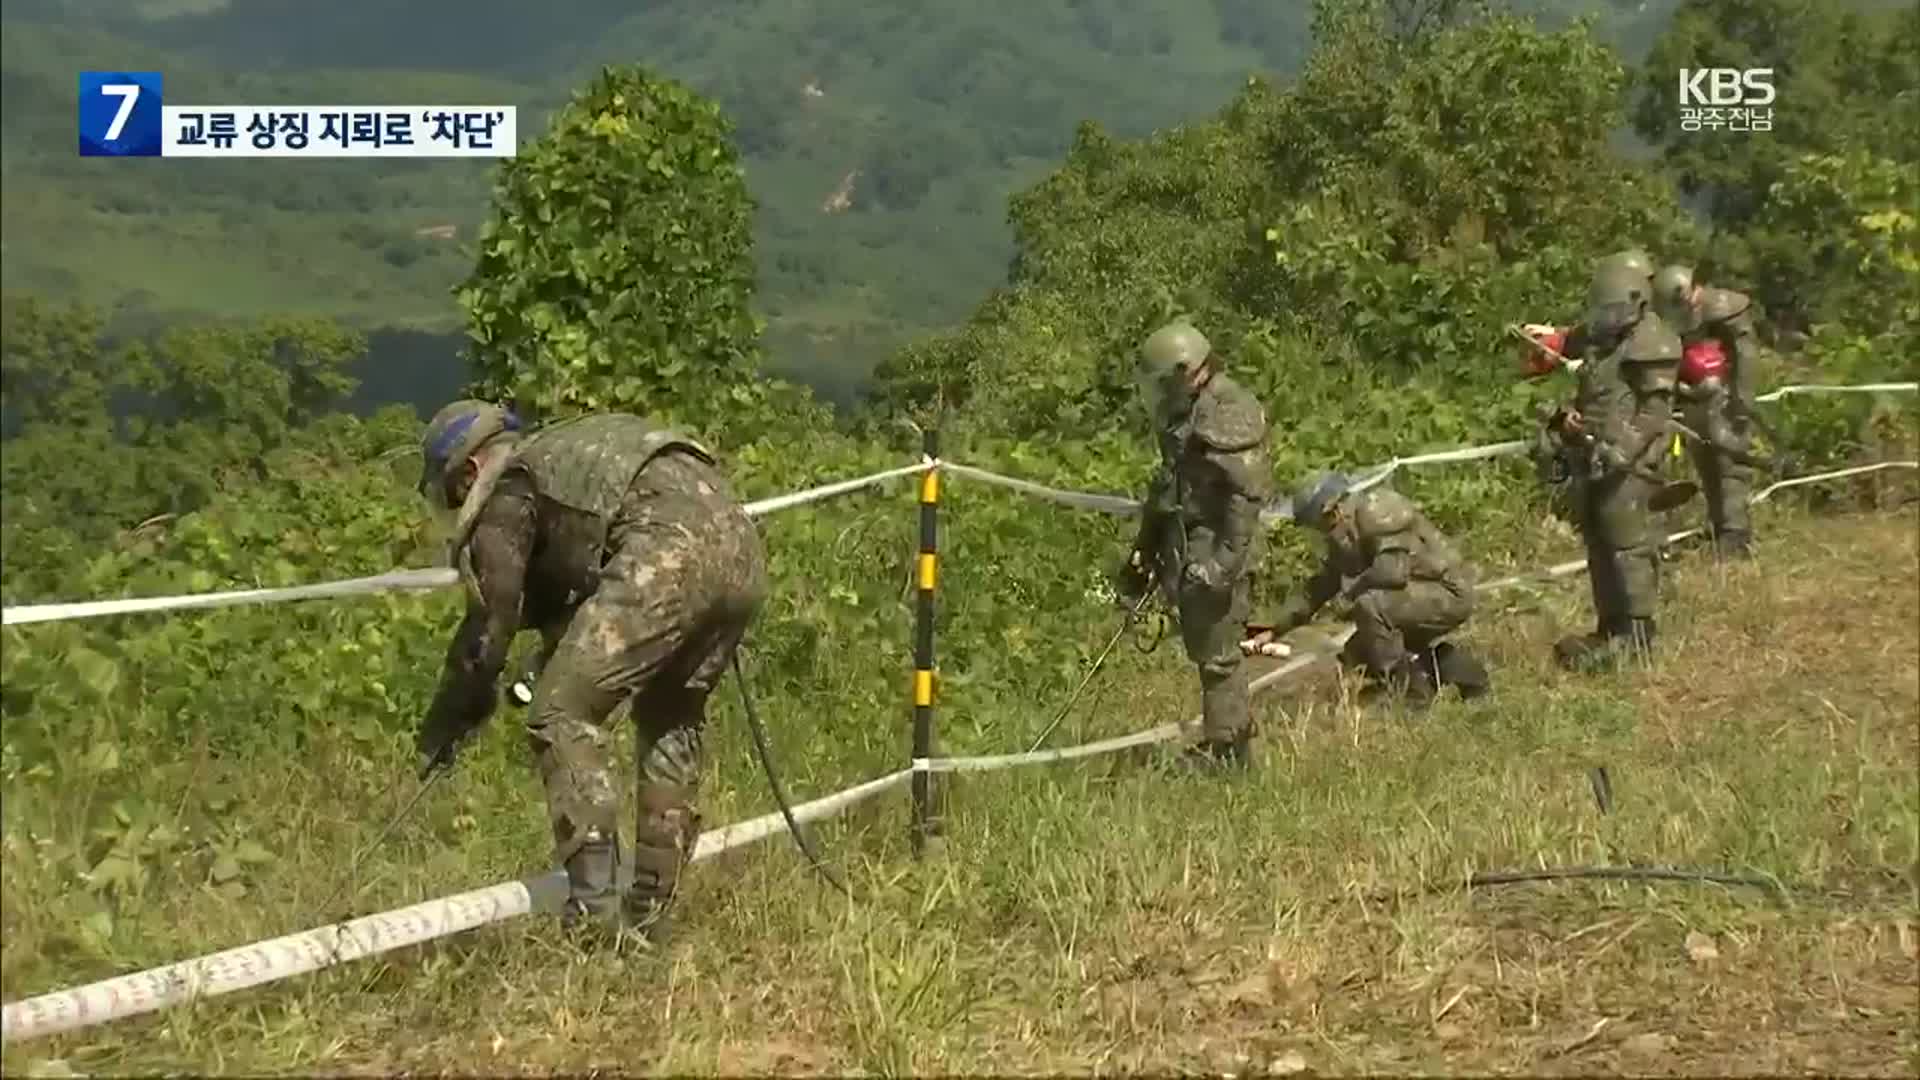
[
  {"left": 1548, "top": 303, "right": 1682, "bottom": 667},
  {"left": 418, "top": 413, "right": 768, "bottom": 931},
  {"left": 1674, "top": 282, "right": 1764, "bottom": 552},
  {"left": 1271, "top": 483, "right": 1487, "bottom": 703},
  {"left": 1129, "top": 370, "right": 1274, "bottom": 753}
]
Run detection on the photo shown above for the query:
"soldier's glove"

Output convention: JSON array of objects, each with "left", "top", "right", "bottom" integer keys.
[
  {"left": 415, "top": 705, "right": 483, "bottom": 776},
  {"left": 1180, "top": 559, "right": 1224, "bottom": 591},
  {"left": 1112, "top": 550, "right": 1151, "bottom": 607},
  {"left": 1589, "top": 440, "right": 1631, "bottom": 479}
]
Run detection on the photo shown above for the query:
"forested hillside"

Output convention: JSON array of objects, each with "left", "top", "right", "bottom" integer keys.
[
  {"left": 4, "top": 0, "right": 1696, "bottom": 397},
  {"left": 1, "top": 0, "right": 1917, "bottom": 1070}
]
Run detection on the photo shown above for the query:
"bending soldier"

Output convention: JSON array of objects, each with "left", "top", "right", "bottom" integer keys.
[
  {"left": 1538, "top": 258, "right": 1682, "bottom": 670},
  {"left": 1257, "top": 474, "right": 1488, "bottom": 705},
  {"left": 1116, "top": 321, "right": 1274, "bottom": 768},
  {"left": 414, "top": 400, "right": 769, "bottom": 940},
  {"left": 1653, "top": 265, "right": 1765, "bottom": 557}
]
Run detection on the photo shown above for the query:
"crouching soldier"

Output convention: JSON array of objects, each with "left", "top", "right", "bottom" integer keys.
[
  {"left": 1254, "top": 473, "right": 1488, "bottom": 706},
  {"left": 413, "top": 400, "right": 769, "bottom": 941},
  {"left": 1116, "top": 321, "right": 1274, "bottom": 768}
]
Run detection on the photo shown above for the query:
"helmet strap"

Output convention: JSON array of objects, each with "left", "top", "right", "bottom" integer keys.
[{"left": 443, "top": 437, "right": 520, "bottom": 568}]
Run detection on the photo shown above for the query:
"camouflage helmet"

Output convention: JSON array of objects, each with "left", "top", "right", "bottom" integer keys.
[
  {"left": 1651, "top": 264, "right": 1698, "bottom": 328},
  {"left": 1136, "top": 321, "right": 1213, "bottom": 419},
  {"left": 1139, "top": 321, "right": 1212, "bottom": 377},
  {"left": 1292, "top": 471, "right": 1353, "bottom": 526},
  {"left": 419, "top": 399, "right": 520, "bottom": 504},
  {"left": 1598, "top": 248, "right": 1655, "bottom": 282},
  {"left": 1585, "top": 258, "right": 1653, "bottom": 339}
]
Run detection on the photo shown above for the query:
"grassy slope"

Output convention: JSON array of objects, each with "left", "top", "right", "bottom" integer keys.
[{"left": 3, "top": 506, "right": 1914, "bottom": 1074}]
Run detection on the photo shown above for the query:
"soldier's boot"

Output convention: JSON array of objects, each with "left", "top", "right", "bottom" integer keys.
[
  {"left": 1559, "top": 617, "right": 1656, "bottom": 674},
  {"left": 1554, "top": 617, "right": 1624, "bottom": 672},
  {"left": 1711, "top": 529, "right": 1752, "bottom": 560},
  {"left": 1430, "top": 641, "right": 1491, "bottom": 700},
  {"left": 1181, "top": 736, "right": 1250, "bottom": 770},
  {"left": 1356, "top": 654, "right": 1436, "bottom": 710},
  {"left": 1183, "top": 667, "right": 1251, "bottom": 771},
  {"left": 558, "top": 828, "right": 623, "bottom": 933},
  {"left": 624, "top": 783, "right": 700, "bottom": 945}
]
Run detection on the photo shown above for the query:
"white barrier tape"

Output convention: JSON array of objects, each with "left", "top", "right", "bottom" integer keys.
[
  {"left": 0, "top": 766, "right": 916, "bottom": 1044},
  {"left": 911, "top": 627, "right": 1360, "bottom": 774},
  {"left": 947, "top": 379, "right": 1915, "bottom": 521},
  {"left": 740, "top": 461, "right": 933, "bottom": 516},
  {"left": 7, "top": 382, "right": 1907, "bottom": 627},
  {"left": 1748, "top": 459, "right": 1916, "bottom": 503},
  {"left": 0, "top": 876, "right": 541, "bottom": 1043},
  {"left": 1755, "top": 382, "right": 1917, "bottom": 403},
  {"left": 940, "top": 462, "right": 1141, "bottom": 515},
  {"left": 1471, "top": 460, "right": 1916, "bottom": 592},
  {"left": 1, "top": 463, "right": 933, "bottom": 628},
  {"left": 688, "top": 768, "right": 912, "bottom": 860},
  {"left": 0, "top": 568, "right": 460, "bottom": 628}
]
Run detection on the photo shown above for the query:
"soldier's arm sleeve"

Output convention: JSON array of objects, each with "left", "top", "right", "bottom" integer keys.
[
  {"left": 1344, "top": 495, "right": 1414, "bottom": 597},
  {"left": 1206, "top": 446, "right": 1268, "bottom": 586},
  {"left": 1695, "top": 384, "right": 1767, "bottom": 466},
  {"left": 1721, "top": 308, "right": 1761, "bottom": 409},
  {"left": 1274, "top": 555, "right": 1344, "bottom": 627},
  {"left": 417, "top": 483, "right": 535, "bottom": 757},
  {"left": 1131, "top": 465, "right": 1174, "bottom": 556}
]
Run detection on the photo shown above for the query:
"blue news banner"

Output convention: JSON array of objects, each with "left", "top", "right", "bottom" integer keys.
[{"left": 79, "top": 71, "right": 517, "bottom": 158}]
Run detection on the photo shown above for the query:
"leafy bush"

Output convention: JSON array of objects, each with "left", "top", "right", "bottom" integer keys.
[{"left": 456, "top": 65, "right": 765, "bottom": 429}]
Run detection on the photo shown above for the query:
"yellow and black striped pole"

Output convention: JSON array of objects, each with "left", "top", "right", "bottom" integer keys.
[{"left": 911, "top": 429, "right": 941, "bottom": 854}]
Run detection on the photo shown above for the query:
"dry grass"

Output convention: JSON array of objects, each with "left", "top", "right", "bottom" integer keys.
[{"left": 4, "top": 507, "right": 1916, "bottom": 1076}]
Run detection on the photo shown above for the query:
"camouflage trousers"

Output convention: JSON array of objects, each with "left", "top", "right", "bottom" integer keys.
[
  {"left": 1340, "top": 580, "right": 1475, "bottom": 676},
  {"left": 1173, "top": 573, "right": 1254, "bottom": 743},
  {"left": 1683, "top": 408, "right": 1754, "bottom": 538},
  {"left": 1570, "top": 466, "right": 1659, "bottom": 627},
  {"left": 526, "top": 454, "right": 769, "bottom": 919}
]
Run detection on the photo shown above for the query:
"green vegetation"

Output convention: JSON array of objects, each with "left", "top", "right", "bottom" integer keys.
[
  {"left": 2, "top": 0, "right": 1917, "bottom": 1070},
  {"left": 4, "top": 0, "right": 1703, "bottom": 394}
]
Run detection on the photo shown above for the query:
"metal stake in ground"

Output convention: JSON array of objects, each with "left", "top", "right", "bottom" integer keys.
[
  {"left": 308, "top": 756, "right": 451, "bottom": 961},
  {"left": 1028, "top": 578, "right": 1158, "bottom": 753}
]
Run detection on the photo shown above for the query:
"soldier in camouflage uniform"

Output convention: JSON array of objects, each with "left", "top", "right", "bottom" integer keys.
[
  {"left": 414, "top": 400, "right": 768, "bottom": 938},
  {"left": 1536, "top": 258, "right": 1683, "bottom": 670},
  {"left": 1653, "top": 265, "right": 1766, "bottom": 557},
  {"left": 1116, "top": 321, "right": 1274, "bottom": 767},
  {"left": 1257, "top": 474, "right": 1489, "bottom": 705}
]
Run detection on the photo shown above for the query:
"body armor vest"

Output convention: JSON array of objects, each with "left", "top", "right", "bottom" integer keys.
[{"left": 513, "top": 414, "right": 714, "bottom": 569}]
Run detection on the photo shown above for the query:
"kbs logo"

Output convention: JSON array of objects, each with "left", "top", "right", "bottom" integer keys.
[{"left": 1676, "top": 68, "right": 1774, "bottom": 133}]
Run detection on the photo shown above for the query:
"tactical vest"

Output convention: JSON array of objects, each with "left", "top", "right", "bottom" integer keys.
[
  {"left": 513, "top": 413, "right": 714, "bottom": 567},
  {"left": 1573, "top": 319, "right": 1676, "bottom": 455}
]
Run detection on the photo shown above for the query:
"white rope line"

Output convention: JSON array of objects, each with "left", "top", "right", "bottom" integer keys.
[
  {"left": 0, "top": 568, "right": 461, "bottom": 629},
  {"left": 939, "top": 462, "right": 1140, "bottom": 515},
  {"left": 4, "top": 383, "right": 1906, "bottom": 627},
  {"left": 0, "top": 460, "right": 1907, "bottom": 1043},
  {"left": 0, "top": 462, "right": 933, "bottom": 627},
  {"left": 946, "top": 381, "right": 1914, "bottom": 518},
  {"left": 0, "top": 767, "right": 916, "bottom": 1043},
  {"left": 1754, "top": 381, "right": 1916, "bottom": 402}
]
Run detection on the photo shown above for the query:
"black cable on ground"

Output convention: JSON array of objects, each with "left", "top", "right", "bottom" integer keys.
[{"left": 732, "top": 650, "right": 852, "bottom": 898}]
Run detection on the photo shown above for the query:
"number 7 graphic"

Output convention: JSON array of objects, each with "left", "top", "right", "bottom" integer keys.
[
  {"left": 78, "top": 71, "right": 163, "bottom": 157},
  {"left": 101, "top": 84, "right": 141, "bottom": 141}
]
